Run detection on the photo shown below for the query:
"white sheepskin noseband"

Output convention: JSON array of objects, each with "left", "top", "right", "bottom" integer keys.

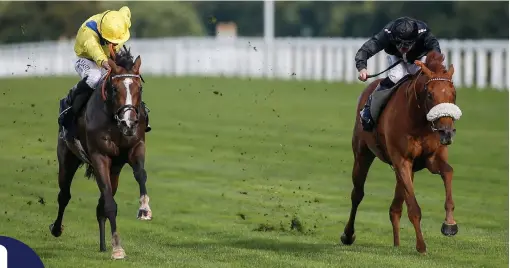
[{"left": 426, "top": 103, "right": 462, "bottom": 122}]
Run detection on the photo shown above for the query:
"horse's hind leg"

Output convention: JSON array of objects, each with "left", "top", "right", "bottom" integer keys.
[
  {"left": 96, "top": 194, "right": 107, "bottom": 252},
  {"left": 50, "top": 141, "right": 81, "bottom": 237},
  {"left": 341, "top": 141, "right": 375, "bottom": 245}
]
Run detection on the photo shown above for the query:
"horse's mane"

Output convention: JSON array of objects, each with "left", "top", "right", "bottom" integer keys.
[
  {"left": 114, "top": 46, "right": 135, "bottom": 71},
  {"left": 406, "top": 50, "right": 449, "bottom": 103},
  {"left": 424, "top": 50, "right": 447, "bottom": 74}
]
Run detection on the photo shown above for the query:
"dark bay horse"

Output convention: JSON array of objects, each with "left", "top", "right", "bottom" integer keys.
[
  {"left": 50, "top": 47, "right": 152, "bottom": 259},
  {"left": 341, "top": 50, "right": 463, "bottom": 254}
]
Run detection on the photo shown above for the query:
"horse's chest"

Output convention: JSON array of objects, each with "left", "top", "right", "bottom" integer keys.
[
  {"left": 410, "top": 136, "right": 441, "bottom": 158},
  {"left": 105, "top": 132, "right": 141, "bottom": 151},
  {"left": 98, "top": 134, "right": 121, "bottom": 156}
]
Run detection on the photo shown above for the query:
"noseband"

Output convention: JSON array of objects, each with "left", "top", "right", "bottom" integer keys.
[{"left": 422, "top": 77, "right": 462, "bottom": 132}]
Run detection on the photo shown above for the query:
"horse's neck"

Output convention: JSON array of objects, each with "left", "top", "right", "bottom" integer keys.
[
  {"left": 397, "top": 77, "right": 429, "bottom": 129},
  {"left": 85, "top": 88, "right": 110, "bottom": 119}
]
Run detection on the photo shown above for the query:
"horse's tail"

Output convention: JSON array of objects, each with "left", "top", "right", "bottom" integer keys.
[{"left": 84, "top": 164, "right": 95, "bottom": 179}]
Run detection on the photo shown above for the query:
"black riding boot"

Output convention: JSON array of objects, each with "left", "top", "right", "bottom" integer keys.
[
  {"left": 359, "top": 78, "right": 394, "bottom": 131},
  {"left": 58, "top": 77, "right": 93, "bottom": 141},
  {"left": 141, "top": 101, "right": 151, "bottom": 132},
  {"left": 359, "top": 95, "right": 375, "bottom": 131}
]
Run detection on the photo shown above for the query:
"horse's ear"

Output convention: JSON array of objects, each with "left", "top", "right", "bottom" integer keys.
[
  {"left": 133, "top": 56, "right": 141, "bottom": 74},
  {"left": 414, "top": 60, "right": 433, "bottom": 77},
  {"left": 447, "top": 64, "right": 454, "bottom": 77}
]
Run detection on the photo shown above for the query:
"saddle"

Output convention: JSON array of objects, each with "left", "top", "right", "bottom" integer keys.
[{"left": 369, "top": 74, "right": 413, "bottom": 122}]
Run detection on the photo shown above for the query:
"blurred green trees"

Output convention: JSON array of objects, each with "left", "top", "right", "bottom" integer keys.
[
  {"left": 0, "top": 1, "right": 506, "bottom": 44},
  {"left": 100, "top": 1, "right": 205, "bottom": 38}
]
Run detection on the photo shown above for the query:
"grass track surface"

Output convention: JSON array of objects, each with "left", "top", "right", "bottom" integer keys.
[{"left": 0, "top": 76, "right": 507, "bottom": 268}]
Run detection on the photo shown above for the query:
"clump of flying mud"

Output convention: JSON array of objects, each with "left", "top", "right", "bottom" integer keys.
[
  {"left": 232, "top": 181, "right": 327, "bottom": 236},
  {"left": 251, "top": 215, "right": 316, "bottom": 235}
]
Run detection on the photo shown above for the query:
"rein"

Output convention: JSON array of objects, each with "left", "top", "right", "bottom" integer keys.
[
  {"left": 366, "top": 59, "right": 402, "bottom": 79},
  {"left": 100, "top": 44, "right": 116, "bottom": 101},
  {"left": 366, "top": 52, "right": 427, "bottom": 79}
]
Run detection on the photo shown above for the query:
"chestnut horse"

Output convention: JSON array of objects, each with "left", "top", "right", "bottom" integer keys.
[
  {"left": 49, "top": 46, "right": 152, "bottom": 259},
  {"left": 340, "top": 50, "right": 463, "bottom": 254}
]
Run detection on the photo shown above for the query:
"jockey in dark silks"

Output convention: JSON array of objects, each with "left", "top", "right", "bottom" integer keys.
[
  {"left": 356, "top": 17, "right": 441, "bottom": 131},
  {"left": 58, "top": 6, "right": 151, "bottom": 142}
]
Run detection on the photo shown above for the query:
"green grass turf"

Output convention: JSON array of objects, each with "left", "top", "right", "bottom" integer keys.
[{"left": 0, "top": 76, "right": 507, "bottom": 268}]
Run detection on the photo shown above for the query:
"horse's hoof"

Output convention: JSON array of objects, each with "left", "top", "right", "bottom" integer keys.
[
  {"left": 416, "top": 243, "right": 427, "bottom": 255},
  {"left": 49, "top": 223, "right": 63, "bottom": 237},
  {"left": 340, "top": 233, "right": 356, "bottom": 245},
  {"left": 441, "top": 222, "right": 458, "bottom": 236},
  {"left": 137, "top": 209, "right": 152, "bottom": 221},
  {"left": 111, "top": 247, "right": 126, "bottom": 260},
  {"left": 416, "top": 246, "right": 427, "bottom": 255}
]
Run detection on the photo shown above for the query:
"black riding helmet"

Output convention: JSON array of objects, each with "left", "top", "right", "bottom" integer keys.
[{"left": 390, "top": 17, "right": 419, "bottom": 51}]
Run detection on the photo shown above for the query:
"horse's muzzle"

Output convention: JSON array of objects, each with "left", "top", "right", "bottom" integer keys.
[
  {"left": 119, "top": 119, "right": 138, "bottom": 136},
  {"left": 438, "top": 128, "right": 456, "bottom": 145},
  {"left": 115, "top": 104, "right": 139, "bottom": 136}
]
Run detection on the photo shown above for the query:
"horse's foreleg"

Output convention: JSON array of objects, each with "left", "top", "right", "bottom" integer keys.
[
  {"left": 389, "top": 179, "right": 405, "bottom": 247},
  {"left": 341, "top": 143, "right": 375, "bottom": 245},
  {"left": 128, "top": 142, "right": 151, "bottom": 221},
  {"left": 394, "top": 159, "right": 426, "bottom": 254},
  {"left": 426, "top": 150, "right": 457, "bottom": 236},
  {"left": 97, "top": 163, "right": 123, "bottom": 252},
  {"left": 96, "top": 195, "right": 106, "bottom": 252},
  {"left": 439, "top": 161, "right": 457, "bottom": 236},
  {"left": 50, "top": 143, "right": 81, "bottom": 238},
  {"left": 110, "top": 163, "right": 124, "bottom": 197},
  {"left": 91, "top": 153, "right": 125, "bottom": 260},
  {"left": 389, "top": 172, "right": 414, "bottom": 247}
]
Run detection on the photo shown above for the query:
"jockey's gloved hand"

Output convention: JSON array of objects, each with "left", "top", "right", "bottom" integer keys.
[
  {"left": 101, "top": 60, "right": 111, "bottom": 72},
  {"left": 358, "top": 69, "right": 368, "bottom": 82}
]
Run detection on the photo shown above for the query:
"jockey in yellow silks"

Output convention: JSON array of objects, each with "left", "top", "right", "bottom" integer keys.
[{"left": 58, "top": 6, "right": 151, "bottom": 142}]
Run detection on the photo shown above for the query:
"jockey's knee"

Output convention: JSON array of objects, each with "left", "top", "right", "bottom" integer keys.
[{"left": 85, "top": 69, "right": 102, "bottom": 89}]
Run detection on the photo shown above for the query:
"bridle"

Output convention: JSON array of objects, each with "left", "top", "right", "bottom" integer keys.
[
  {"left": 108, "top": 73, "right": 142, "bottom": 126},
  {"left": 101, "top": 44, "right": 143, "bottom": 127},
  {"left": 422, "top": 77, "right": 454, "bottom": 132}
]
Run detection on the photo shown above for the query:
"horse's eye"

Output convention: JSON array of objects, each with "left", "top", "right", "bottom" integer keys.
[{"left": 427, "top": 92, "right": 433, "bottom": 100}]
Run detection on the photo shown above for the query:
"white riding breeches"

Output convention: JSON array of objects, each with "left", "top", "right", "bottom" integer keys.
[
  {"left": 74, "top": 58, "right": 108, "bottom": 90},
  {"left": 387, "top": 55, "right": 427, "bottom": 84}
]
